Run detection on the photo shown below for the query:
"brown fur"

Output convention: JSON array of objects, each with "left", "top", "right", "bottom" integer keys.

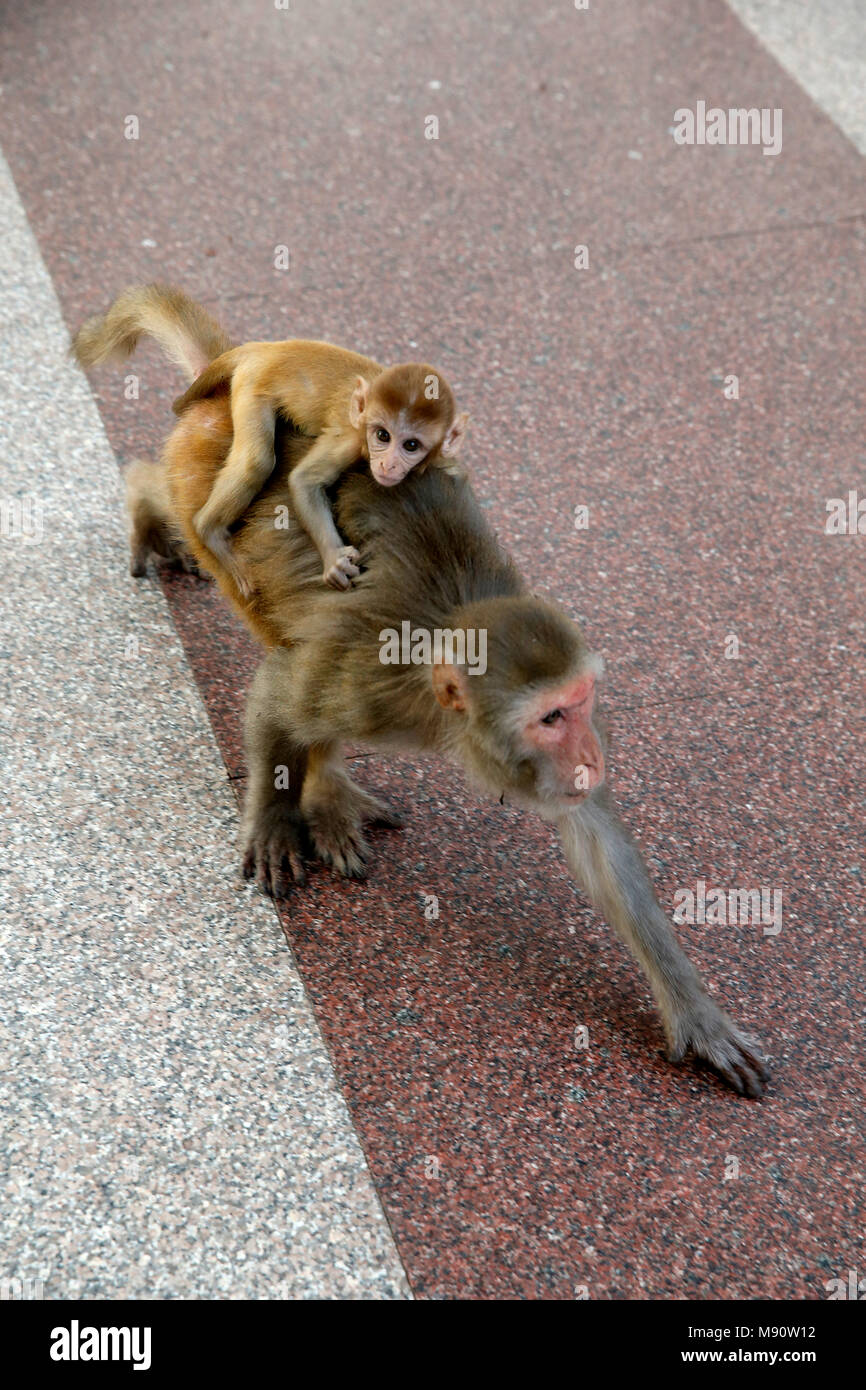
[
  {"left": 72, "top": 286, "right": 769, "bottom": 1099},
  {"left": 371, "top": 363, "right": 456, "bottom": 429}
]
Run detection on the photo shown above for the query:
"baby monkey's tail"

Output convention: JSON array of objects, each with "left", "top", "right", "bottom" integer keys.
[
  {"left": 170, "top": 349, "right": 241, "bottom": 415},
  {"left": 72, "top": 285, "right": 232, "bottom": 579},
  {"left": 71, "top": 283, "right": 233, "bottom": 383}
]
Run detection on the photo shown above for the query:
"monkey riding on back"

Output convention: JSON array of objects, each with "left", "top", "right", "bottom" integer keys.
[
  {"left": 172, "top": 337, "right": 469, "bottom": 597},
  {"left": 72, "top": 284, "right": 770, "bottom": 1100}
]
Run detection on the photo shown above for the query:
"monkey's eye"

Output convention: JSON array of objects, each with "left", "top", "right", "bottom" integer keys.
[
  {"left": 540, "top": 708, "right": 565, "bottom": 726},
  {"left": 375, "top": 427, "right": 391, "bottom": 444},
  {"left": 403, "top": 438, "right": 421, "bottom": 453}
]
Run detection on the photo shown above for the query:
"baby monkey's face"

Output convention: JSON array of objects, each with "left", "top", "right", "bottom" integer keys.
[
  {"left": 364, "top": 410, "right": 438, "bottom": 486},
  {"left": 349, "top": 369, "right": 467, "bottom": 487}
]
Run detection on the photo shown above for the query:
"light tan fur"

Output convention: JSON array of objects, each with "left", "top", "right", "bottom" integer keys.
[
  {"left": 173, "top": 340, "right": 468, "bottom": 597},
  {"left": 125, "top": 458, "right": 201, "bottom": 578},
  {"left": 72, "top": 282, "right": 232, "bottom": 381}
]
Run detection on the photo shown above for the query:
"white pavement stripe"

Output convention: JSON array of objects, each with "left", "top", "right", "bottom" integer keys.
[
  {"left": 0, "top": 149, "right": 410, "bottom": 1300},
  {"left": 726, "top": 0, "right": 866, "bottom": 154}
]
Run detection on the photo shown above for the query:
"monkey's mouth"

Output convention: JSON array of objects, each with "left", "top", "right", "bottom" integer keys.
[
  {"left": 371, "top": 470, "right": 404, "bottom": 487},
  {"left": 562, "top": 783, "right": 603, "bottom": 802}
]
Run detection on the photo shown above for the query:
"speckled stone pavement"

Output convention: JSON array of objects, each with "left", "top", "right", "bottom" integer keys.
[
  {"left": 0, "top": 152, "right": 408, "bottom": 1299},
  {"left": 0, "top": 1, "right": 863, "bottom": 1300}
]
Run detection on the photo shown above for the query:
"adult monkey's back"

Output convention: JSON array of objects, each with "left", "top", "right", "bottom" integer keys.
[{"left": 74, "top": 285, "right": 770, "bottom": 1099}]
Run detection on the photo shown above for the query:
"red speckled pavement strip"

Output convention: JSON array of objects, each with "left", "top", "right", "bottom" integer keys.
[{"left": 2, "top": 0, "right": 862, "bottom": 1298}]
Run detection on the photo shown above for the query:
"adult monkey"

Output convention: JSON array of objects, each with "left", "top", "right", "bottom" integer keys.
[{"left": 73, "top": 285, "right": 770, "bottom": 1098}]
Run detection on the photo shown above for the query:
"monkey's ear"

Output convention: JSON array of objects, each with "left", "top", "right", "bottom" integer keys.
[
  {"left": 432, "top": 662, "right": 469, "bottom": 713},
  {"left": 349, "top": 376, "right": 370, "bottom": 428},
  {"left": 440, "top": 411, "right": 469, "bottom": 458}
]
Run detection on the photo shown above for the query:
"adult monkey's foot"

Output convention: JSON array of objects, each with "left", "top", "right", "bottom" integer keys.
[
  {"left": 303, "top": 762, "right": 403, "bottom": 879},
  {"left": 242, "top": 802, "right": 308, "bottom": 898}
]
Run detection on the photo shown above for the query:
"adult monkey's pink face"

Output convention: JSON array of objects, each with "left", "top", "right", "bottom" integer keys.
[
  {"left": 432, "top": 657, "right": 606, "bottom": 810},
  {"left": 520, "top": 670, "right": 606, "bottom": 802}
]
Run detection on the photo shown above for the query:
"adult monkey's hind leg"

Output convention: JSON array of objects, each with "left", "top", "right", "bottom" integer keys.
[
  {"left": 125, "top": 458, "right": 203, "bottom": 578},
  {"left": 242, "top": 649, "right": 311, "bottom": 897}
]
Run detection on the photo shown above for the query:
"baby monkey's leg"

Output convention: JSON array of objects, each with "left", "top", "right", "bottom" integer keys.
[{"left": 192, "top": 380, "right": 277, "bottom": 597}]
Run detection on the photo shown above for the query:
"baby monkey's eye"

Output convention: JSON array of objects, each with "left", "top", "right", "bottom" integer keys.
[
  {"left": 403, "top": 438, "right": 421, "bottom": 453},
  {"left": 375, "top": 427, "right": 391, "bottom": 444},
  {"left": 540, "top": 708, "right": 565, "bottom": 726}
]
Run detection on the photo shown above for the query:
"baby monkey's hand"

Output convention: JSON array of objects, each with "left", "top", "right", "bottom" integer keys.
[{"left": 323, "top": 546, "right": 361, "bottom": 590}]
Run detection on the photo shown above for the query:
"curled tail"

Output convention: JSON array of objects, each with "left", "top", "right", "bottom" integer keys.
[
  {"left": 71, "top": 283, "right": 234, "bottom": 382},
  {"left": 72, "top": 285, "right": 234, "bottom": 580},
  {"left": 171, "top": 348, "right": 241, "bottom": 415}
]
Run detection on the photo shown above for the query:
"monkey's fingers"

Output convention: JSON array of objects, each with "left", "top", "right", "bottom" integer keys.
[
  {"left": 706, "top": 1048, "right": 768, "bottom": 1099},
  {"left": 269, "top": 849, "right": 307, "bottom": 898},
  {"left": 355, "top": 789, "right": 404, "bottom": 829},
  {"left": 245, "top": 849, "right": 306, "bottom": 899},
  {"left": 331, "top": 834, "right": 370, "bottom": 879},
  {"left": 669, "top": 1004, "right": 770, "bottom": 1099},
  {"left": 179, "top": 551, "right": 208, "bottom": 579},
  {"left": 309, "top": 822, "right": 371, "bottom": 879},
  {"left": 749, "top": 1047, "right": 772, "bottom": 1084},
  {"left": 729, "top": 1042, "right": 771, "bottom": 1098},
  {"left": 366, "top": 805, "right": 404, "bottom": 829},
  {"left": 709, "top": 1051, "right": 768, "bottom": 1098},
  {"left": 323, "top": 546, "right": 362, "bottom": 589},
  {"left": 324, "top": 561, "right": 360, "bottom": 589},
  {"left": 243, "top": 829, "right": 307, "bottom": 899},
  {"left": 165, "top": 550, "right": 206, "bottom": 579}
]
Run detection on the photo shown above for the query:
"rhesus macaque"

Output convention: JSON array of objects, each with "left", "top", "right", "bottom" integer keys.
[
  {"left": 171, "top": 338, "right": 469, "bottom": 596},
  {"left": 72, "top": 285, "right": 770, "bottom": 1099}
]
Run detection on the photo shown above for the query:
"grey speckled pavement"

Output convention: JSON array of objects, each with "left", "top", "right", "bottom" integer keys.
[
  {"left": 0, "top": 152, "right": 409, "bottom": 1300},
  {"left": 727, "top": 0, "right": 866, "bottom": 154},
  {"left": 1, "top": 0, "right": 864, "bottom": 1303}
]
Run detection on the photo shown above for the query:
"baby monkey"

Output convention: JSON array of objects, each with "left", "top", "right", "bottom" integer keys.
[{"left": 173, "top": 341, "right": 469, "bottom": 594}]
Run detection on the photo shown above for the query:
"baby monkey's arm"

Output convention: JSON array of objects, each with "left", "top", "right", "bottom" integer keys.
[{"left": 288, "top": 429, "right": 364, "bottom": 590}]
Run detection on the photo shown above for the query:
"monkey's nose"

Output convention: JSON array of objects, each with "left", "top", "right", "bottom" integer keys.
[{"left": 576, "top": 742, "right": 605, "bottom": 788}]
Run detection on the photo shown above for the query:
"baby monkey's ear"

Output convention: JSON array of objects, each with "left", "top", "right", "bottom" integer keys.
[
  {"left": 349, "top": 376, "right": 371, "bottom": 428},
  {"left": 441, "top": 411, "right": 469, "bottom": 458}
]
